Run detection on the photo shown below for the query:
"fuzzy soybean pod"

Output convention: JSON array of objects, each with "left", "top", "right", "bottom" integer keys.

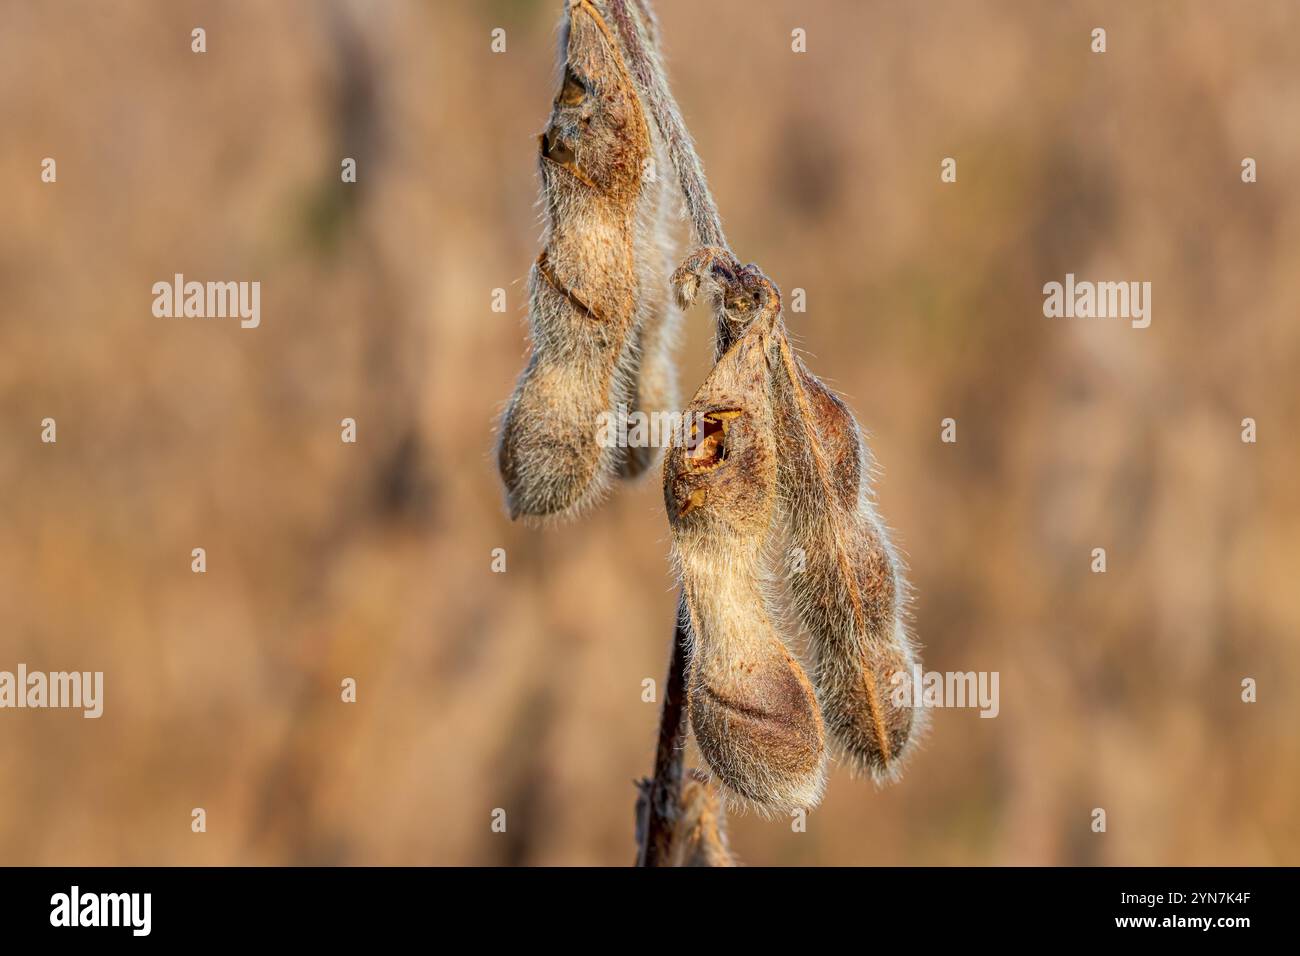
[
  {"left": 664, "top": 291, "right": 825, "bottom": 814},
  {"left": 771, "top": 336, "right": 924, "bottom": 782},
  {"left": 668, "top": 772, "right": 736, "bottom": 867},
  {"left": 615, "top": 59, "right": 679, "bottom": 474},
  {"left": 497, "top": 0, "right": 677, "bottom": 518},
  {"left": 610, "top": 0, "right": 680, "bottom": 479}
]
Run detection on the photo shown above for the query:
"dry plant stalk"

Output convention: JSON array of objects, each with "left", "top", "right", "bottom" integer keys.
[
  {"left": 497, "top": 0, "right": 923, "bottom": 859},
  {"left": 497, "top": 0, "right": 679, "bottom": 519}
]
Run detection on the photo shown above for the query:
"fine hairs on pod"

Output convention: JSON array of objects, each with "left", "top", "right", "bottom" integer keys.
[
  {"left": 664, "top": 256, "right": 826, "bottom": 814},
  {"left": 497, "top": 0, "right": 926, "bottom": 836},
  {"left": 497, "top": 0, "right": 679, "bottom": 520},
  {"left": 771, "top": 334, "right": 925, "bottom": 782},
  {"left": 666, "top": 246, "right": 924, "bottom": 809},
  {"left": 669, "top": 771, "right": 737, "bottom": 866}
]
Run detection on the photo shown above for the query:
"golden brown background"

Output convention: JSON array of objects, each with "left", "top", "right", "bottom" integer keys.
[{"left": 1, "top": 0, "right": 1297, "bottom": 865}]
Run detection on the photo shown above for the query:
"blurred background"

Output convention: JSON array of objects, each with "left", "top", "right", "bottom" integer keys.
[{"left": 1, "top": 0, "right": 1298, "bottom": 865}]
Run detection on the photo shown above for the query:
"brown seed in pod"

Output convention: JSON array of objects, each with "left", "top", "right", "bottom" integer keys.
[
  {"left": 771, "top": 334, "right": 924, "bottom": 782},
  {"left": 664, "top": 282, "right": 825, "bottom": 813}
]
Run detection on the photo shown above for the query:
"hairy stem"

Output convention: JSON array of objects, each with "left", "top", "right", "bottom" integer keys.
[{"left": 608, "top": 0, "right": 729, "bottom": 251}]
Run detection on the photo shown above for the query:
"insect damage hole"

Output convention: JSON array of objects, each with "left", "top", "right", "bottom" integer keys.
[
  {"left": 558, "top": 66, "right": 587, "bottom": 107},
  {"left": 686, "top": 410, "right": 741, "bottom": 471},
  {"left": 542, "top": 127, "right": 577, "bottom": 168},
  {"left": 542, "top": 68, "right": 589, "bottom": 169}
]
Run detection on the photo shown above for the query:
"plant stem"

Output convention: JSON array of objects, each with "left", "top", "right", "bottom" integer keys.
[
  {"left": 611, "top": 0, "right": 734, "bottom": 866},
  {"left": 634, "top": 594, "right": 690, "bottom": 866},
  {"left": 608, "top": 0, "right": 729, "bottom": 251}
]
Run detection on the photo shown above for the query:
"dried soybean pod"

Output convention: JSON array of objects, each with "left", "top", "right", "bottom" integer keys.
[
  {"left": 772, "top": 333, "right": 923, "bottom": 782},
  {"left": 665, "top": 288, "right": 825, "bottom": 813},
  {"left": 497, "top": 0, "right": 664, "bottom": 518},
  {"left": 614, "top": 0, "right": 681, "bottom": 480},
  {"left": 669, "top": 772, "right": 737, "bottom": 867}
]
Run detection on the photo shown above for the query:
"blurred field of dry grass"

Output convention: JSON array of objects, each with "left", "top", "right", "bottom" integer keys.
[{"left": 1, "top": 0, "right": 1298, "bottom": 865}]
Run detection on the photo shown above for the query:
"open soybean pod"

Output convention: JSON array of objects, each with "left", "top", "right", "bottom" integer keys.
[
  {"left": 771, "top": 336, "right": 924, "bottom": 781},
  {"left": 664, "top": 280, "right": 825, "bottom": 814},
  {"left": 497, "top": 0, "right": 679, "bottom": 519}
]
